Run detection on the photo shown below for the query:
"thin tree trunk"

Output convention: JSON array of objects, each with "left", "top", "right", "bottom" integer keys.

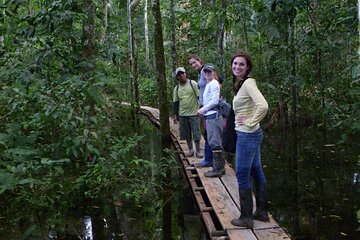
[
  {"left": 28, "top": 0, "right": 34, "bottom": 16},
  {"left": 82, "top": 0, "right": 95, "bottom": 64},
  {"left": 152, "top": 0, "right": 172, "bottom": 238},
  {"left": 217, "top": 0, "right": 226, "bottom": 75},
  {"left": 289, "top": 10, "right": 300, "bottom": 234},
  {"left": 101, "top": 0, "right": 108, "bottom": 44},
  {"left": 127, "top": 0, "right": 141, "bottom": 129},
  {"left": 258, "top": 32, "right": 266, "bottom": 78},
  {"left": 170, "top": 0, "right": 178, "bottom": 85},
  {"left": 0, "top": 0, "right": 4, "bottom": 47},
  {"left": 309, "top": 0, "right": 327, "bottom": 144},
  {"left": 144, "top": 0, "right": 150, "bottom": 65},
  {"left": 151, "top": 0, "right": 171, "bottom": 154},
  {"left": 289, "top": 14, "right": 298, "bottom": 164},
  {"left": 241, "top": 12, "right": 249, "bottom": 51}
]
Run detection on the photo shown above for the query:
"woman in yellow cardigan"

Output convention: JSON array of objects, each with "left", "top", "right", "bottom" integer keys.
[{"left": 230, "top": 52, "right": 270, "bottom": 228}]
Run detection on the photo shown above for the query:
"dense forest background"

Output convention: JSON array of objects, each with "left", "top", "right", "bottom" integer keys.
[{"left": 0, "top": 0, "right": 359, "bottom": 239}]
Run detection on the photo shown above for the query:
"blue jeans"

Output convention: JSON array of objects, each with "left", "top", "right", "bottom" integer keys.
[{"left": 235, "top": 128, "right": 266, "bottom": 189}]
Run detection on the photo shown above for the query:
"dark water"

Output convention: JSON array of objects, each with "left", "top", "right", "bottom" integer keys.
[
  {"left": 1, "top": 115, "right": 359, "bottom": 239},
  {"left": 261, "top": 125, "right": 360, "bottom": 240},
  {"left": 0, "top": 115, "right": 206, "bottom": 239}
]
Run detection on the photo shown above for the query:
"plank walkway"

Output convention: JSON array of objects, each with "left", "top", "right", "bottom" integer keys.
[{"left": 140, "top": 105, "right": 291, "bottom": 240}]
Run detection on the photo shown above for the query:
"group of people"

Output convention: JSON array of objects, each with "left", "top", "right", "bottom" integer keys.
[{"left": 172, "top": 51, "right": 269, "bottom": 228}]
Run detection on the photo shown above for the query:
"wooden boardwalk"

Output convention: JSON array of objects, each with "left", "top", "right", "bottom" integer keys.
[{"left": 140, "top": 105, "right": 291, "bottom": 240}]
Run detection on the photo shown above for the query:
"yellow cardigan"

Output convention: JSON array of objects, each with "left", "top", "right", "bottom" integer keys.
[{"left": 232, "top": 78, "right": 269, "bottom": 133}]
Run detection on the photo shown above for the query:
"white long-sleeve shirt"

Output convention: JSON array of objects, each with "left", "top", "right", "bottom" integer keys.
[{"left": 199, "top": 79, "right": 220, "bottom": 116}]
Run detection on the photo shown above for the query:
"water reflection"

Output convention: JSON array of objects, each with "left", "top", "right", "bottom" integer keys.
[
  {"left": 83, "top": 216, "right": 93, "bottom": 240},
  {"left": 352, "top": 173, "right": 359, "bottom": 185},
  {"left": 261, "top": 127, "right": 360, "bottom": 240}
]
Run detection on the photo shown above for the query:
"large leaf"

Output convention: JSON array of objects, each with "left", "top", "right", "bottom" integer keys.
[
  {"left": 5, "top": 147, "right": 39, "bottom": 156},
  {"left": 84, "top": 86, "right": 105, "bottom": 106}
]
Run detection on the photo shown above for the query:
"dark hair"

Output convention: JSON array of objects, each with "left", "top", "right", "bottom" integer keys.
[
  {"left": 231, "top": 51, "right": 253, "bottom": 93},
  {"left": 187, "top": 54, "right": 203, "bottom": 65}
]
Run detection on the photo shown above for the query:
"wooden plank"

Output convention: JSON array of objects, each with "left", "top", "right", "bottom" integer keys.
[
  {"left": 189, "top": 178, "right": 199, "bottom": 189},
  {"left": 139, "top": 106, "right": 291, "bottom": 240},
  {"left": 201, "top": 212, "right": 217, "bottom": 238},
  {"left": 196, "top": 168, "right": 256, "bottom": 239},
  {"left": 194, "top": 191, "right": 210, "bottom": 211},
  {"left": 197, "top": 167, "right": 240, "bottom": 228},
  {"left": 212, "top": 237, "right": 229, "bottom": 240},
  {"left": 227, "top": 229, "right": 257, "bottom": 240},
  {"left": 221, "top": 164, "right": 282, "bottom": 230},
  {"left": 253, "top": 228, "right": 292, "bottom": 240}
]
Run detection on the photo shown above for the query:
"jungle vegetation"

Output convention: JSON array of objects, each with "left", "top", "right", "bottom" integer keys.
[{"left": 0, "top": 0, "right": 358, "bottom": 239}]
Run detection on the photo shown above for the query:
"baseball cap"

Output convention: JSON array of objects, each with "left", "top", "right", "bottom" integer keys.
[
  {"left": 175, "top": 67, "right": 186, "bottom": 75},
  {"left": 203, "top": 63, "right": 215, "bottom": 72}
]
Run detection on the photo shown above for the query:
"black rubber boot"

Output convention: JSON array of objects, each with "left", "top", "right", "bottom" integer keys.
[
  {"left": 254, "top": 184, "right": 270, "bottom": 222},
  {"left": 204, "top": 150, "right": 225, "bottom": 178},
  {"left": 231, "top": 188, "right": 254, "bottom": 228}
]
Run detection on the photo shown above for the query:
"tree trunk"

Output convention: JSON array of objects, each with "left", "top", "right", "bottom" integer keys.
[
  {"left": 151, "top": 0, "right": 171, "bottom": 153},
  {"left": 100, "top": 0, "right": 108, "bottom": 44},
  {"left": 82, "top": 0, "right": 95, "bottom": 64},
  {"left": 241, "top": 11, "right": 249, "bottom": 51},
  {"left": 309, "top": 0, "right": 327, "bottom": 144},
  {"left": 217, "top": 0, "right": 226, "bottom": 75},
  {"left": 0, "top": 0, "right": 4, "bottom": 48},
  {"left": 170, "top": 0, "right": 178, "bottom": 85},
  {"left": 127, "top": 0, "right": 141, "bottom": 129},
  {"left": 144, "top": 0, "right": 150, "bottom": 66},
  {"left": 152, "top": 0, "right": 172, "bottom": 238},
  {"left": 289, "top": 9, "right": 300, "bottom": 234}
]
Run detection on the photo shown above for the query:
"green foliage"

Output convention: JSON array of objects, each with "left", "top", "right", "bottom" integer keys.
[
  {"left": 139, "top": 76, "right": 160, "bottom": 106},
  {"left": 0, "top": 0, "right": 358, "bottom": 238},
  {"left": 0, "top": 1, "right": 174, "bottom": 238}
]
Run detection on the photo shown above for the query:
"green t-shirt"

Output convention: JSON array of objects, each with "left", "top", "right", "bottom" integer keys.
[{"left": 173, "top": 80, "right": 199, "bottom": 116}]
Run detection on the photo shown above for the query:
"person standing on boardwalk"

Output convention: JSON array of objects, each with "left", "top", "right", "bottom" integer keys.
[
  {"left": 230, "top": 52, "right": 270, "bottom": 228},
  {"left": 197, "top": 64, "right": 225, "bottom": 177},
  {"left": 173, "top": 67, "right": 203, "bottom": 158},
  {"left": 188, "top": 55, "right": 213, "bottom": 167}
]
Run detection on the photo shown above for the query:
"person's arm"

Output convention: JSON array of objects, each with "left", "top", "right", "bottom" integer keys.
[
  {"left": 242, "top": 79, "right": 268, "bottom": 127},
  {"left": 198, "top": 81, "right": 220, "bottom": 115},
  {"left": 198, "top": 70, "right": 206, "bottom": 106},
  {"left": 172, "top": 86, "right": 179, "bottom": 123}
]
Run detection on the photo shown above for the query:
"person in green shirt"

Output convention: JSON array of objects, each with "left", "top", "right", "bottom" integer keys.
[{"left": 173, "top": 67, "right": 203, "bottom": 158}]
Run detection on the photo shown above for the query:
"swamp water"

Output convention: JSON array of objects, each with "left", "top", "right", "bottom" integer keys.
[
  {"left": 1, "top": 114, "right": 359, "bottom": 239},
  {"left": 0, "top": 115, "right": 206, "bottom": 239},
  {"left": 260, "top": 125, "right": 360, "bottom": 240}
]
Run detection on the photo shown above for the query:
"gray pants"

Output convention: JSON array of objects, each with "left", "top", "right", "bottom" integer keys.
[
  {"left": 179, "top": 115, "right": 201, "bottom": 142},
  {"left": 205, "top": 113, "right": 223, "bottom": 150}
]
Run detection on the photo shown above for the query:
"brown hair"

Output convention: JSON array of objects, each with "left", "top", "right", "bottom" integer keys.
[
  {"left": 231, "top": 51, "right": 253, "bottom": 93},
  {"left": 187, "top": 54, "right": 203, "bottom": 65}
]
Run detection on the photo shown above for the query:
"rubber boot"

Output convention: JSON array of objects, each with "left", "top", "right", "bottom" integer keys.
[
  {"left": 254, "top": 184, "right": 270, "bottom": 222},
  {"left": 231, "top": 188, "right": 254, "bottom": 228},
  {"left": 185, "top": 140, "right": 194, "bottom": 157},
  {"left": 195, "top": 140, "right": 204, "bottom": 158},
  {"left": 204, "top": 150, "right": 225, "bottom": 177},
  {"left": 195, "top": 143, "right": 212, "bottom": 168}
]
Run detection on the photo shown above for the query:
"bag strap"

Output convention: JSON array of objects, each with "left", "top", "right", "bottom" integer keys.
[
  {"left": 189, "top": 80, "right": 196, "bottom": 96},
  {"left": 176, "top": 80, "right": 198, "bottom": 100}
]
